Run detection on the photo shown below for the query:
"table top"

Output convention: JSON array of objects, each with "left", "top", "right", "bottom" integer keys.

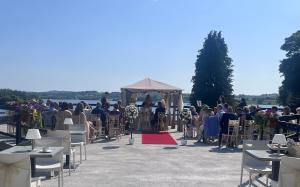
[
  {"left": 69, "top": 130, "right": 86, "bottom": 135},
  {"left": 246, "top": 150, "right": 284, "bottom": 162},
  {"left": 0, "top": 146, "right": 64, "bottom": 158},
  {"left": 267, "top": 144, "right": 288, "bottom": 151}
]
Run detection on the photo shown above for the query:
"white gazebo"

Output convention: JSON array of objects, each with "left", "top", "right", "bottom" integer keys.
[{"left": 121, "top": 78, "right": 183, "bottom": 128}]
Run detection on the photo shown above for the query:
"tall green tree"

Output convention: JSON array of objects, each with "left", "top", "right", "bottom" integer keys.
[
  {"left": 190, "top": 31, "right": 234, "bottom": 107},
  {"left": 279, "top": 30, "right": 300, "bottom": 110}
]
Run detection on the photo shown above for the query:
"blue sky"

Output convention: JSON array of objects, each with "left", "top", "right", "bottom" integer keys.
[{"left": 0, "top": 0, "right": 299, "bottom": 94}]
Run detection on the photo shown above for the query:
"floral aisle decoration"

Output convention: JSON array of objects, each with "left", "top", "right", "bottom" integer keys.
[
  {"left": 180, "top": 108, "right": 192, "bottom": 145},
  {"left": 125, "top": 103, "right": 138, "bottom": 144},
  {"left": 254, "top": 109, "right": 279, "bottom": 140}
]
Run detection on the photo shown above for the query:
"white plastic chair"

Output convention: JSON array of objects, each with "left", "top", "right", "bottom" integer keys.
[
  {"left": 0, "top": 154, "right": 42, "bottom": 187},
  {"left": 240, "top": 140, "right": 271, "bottom": 187},
  {"left": 278, "top": 156, "right": 300, "bottom": 187},
  {"left": 35, "top": 137, "right": 64, "bottom": 187},
  {"left": 47, "top": 130, "right": 76, "bottom": 176},
  {"left": 69, "top": 124, "right": 87, "bottom": 163}
]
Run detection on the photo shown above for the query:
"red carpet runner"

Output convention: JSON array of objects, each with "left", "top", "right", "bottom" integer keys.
[{"left": 142, "top": 132, "right": 177, "bottom": 145}]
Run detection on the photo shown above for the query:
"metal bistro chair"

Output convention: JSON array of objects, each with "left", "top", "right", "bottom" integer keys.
[
  {"left": 221, "top": 119, "right": 240, "bottom": 147},
  {"left": 35, "top": 137, "right": 64, "bottom": 187},
  {"left": 69, "top": 124, "right": 87, "bottom": 164},
  {"left": 108, "top": 114, "right": 121, "bottom": 140},
  {"left": 47, "top": 130, "right": 76, "bottom": 176},
  {"left": 240, "top": 140, "right": 271, "bottom": 187}
]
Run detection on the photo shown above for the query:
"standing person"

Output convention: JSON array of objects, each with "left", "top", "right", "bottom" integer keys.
[
  {"left": 215, "top": 104, "right": 225, "bottom": 121},
  {"left": 282, "top": 106, "right": 293, "bottom": 116},
  {"left": 219, "top": 106, "right": 238, "bottom": 147},
  {"left": 72, "top": 103, "right": 93, "bottom": 142},
  {"left": 249, "top": 105, "right": 257, "bottom": 119},
  {"left": 55, "top": 102, "right": 72, "bottom": 130},
  {"left": 238, "top": 98, "right": 247, "bottom": 109},
  {"left": 268, "top": 106, "right": 281, "bottom": 136},
  {"left": 218, "top": 95, "right": 226, "bottom": 108},
  {"left": 151, "top": 102, "right": 166, "bottom": 133},
  {"left": 101, "top": 92, "right": 110, "bottom": 112},
  {"left": 91, "top": 102, "right": 107, "bottom": 134}
]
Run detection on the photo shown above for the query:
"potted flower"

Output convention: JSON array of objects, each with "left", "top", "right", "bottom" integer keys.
[
  {"left": 180, "top": 108, "right": 192, "bottom": 145},
  {"left": 125, "top": 103, "right": 138, "bottom": 145}
]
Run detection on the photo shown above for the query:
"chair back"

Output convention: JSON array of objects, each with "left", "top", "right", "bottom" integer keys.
[
  {"left": 47, "top": 130, "right": 71, "bottom": 154},
  {"left": 69, "top": 124, "right": 87, "bottom": 144},
  {"left": 0, "top": 154, "right": 31, "bottom": 187},
  {"left": 228, "top": 120, "right": 240, "bottom": 136},
  {"left": 243, "top": 120, "right": 254, "bottom": 139},
  {"left": 109, "top": 114, "right": 120, "bottom": 128},
  {"left": 42, "top": 111, "right": 57, "bottom": 130},
  {"left": 203, "top": 116, "right": 219, "bottom": 137},
  {"left": 242, "top": 140, "right": 269, "bottom": 167},
  {"left": 279, "top": 156, "right": 300, "bottom": 187}
]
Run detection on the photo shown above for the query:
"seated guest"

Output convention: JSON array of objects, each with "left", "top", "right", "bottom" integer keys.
[
  {"left": 215, "top": 104, "right": 225, "bottom": 121},
  {"left": 68, "top": 103, "right": 74, "bottom": 114},
  {"left": 249, "top": 105, "right": 257, "bottom": 118},
  {"left": 238, "top": 98, "right": 247, "bottom": 109},
  {"left": 55, "top": 102, "right": 72, "bottom": 130},
  {"left": 296, "top": 107, "right": 300, "bottom": 115},
  {"left": 91, "top": 102, "right": 107, "bottom": 134},
  {"left": 282, "top": 106, "right": 293, "bottom": 116},
  {"left": 219, "top": 106, "right": 238, "bottom": 147},
  {"left": 242, "top": 106, "right": 253, "bottom": 120},
  {"left": 269, "top": 106, "right": 281, "bottom": 136},
  {"left": 151, "top": 102, "right": 166, "bottom": 132},
  {"left": 110, "top": 104, "right": 121, "bottom": 115},
  {"left": 48, "top": 102, "right": 58, "bottom": 112},
  {"left": 72, "top": 103, "right": 93, "bottom": 142},
  {"left": 101, "top": 92, "right": 110, "bottom": 112}
]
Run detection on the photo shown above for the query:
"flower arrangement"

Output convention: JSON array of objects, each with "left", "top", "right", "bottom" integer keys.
[
  {"left": 254, "top": 110, "right": 268, "bottom": 129},
  {"left": 14, "top": 100, "right": 46, "bottom": 128},
  {"left": 125, "top": 104, "right": 138, "bottom": 123},
  {"left": 180, "top": 108, "right": 192, "bottom": 121}
]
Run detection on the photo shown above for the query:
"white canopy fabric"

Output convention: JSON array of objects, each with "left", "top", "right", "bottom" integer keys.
[
  {"left": 122, "top": 78, "right": 181, "bottom": 92},
  {"left": 121, "top": 78, "right": 183, "bottom": 128}
]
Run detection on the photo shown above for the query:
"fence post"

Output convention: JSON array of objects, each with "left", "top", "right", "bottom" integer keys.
[{"left": 15, "top": 114, "right": 22, "bottom": 145}]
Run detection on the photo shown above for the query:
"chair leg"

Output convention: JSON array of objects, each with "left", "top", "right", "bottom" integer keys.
[
  {"left": 73, "top": 151, "right": 76, "bottom": 171},
  {"left": 84, "top": 144, "right": 87, "bottom": 160},
  {"left": 240, "top": 167, "right": 243, "bottom": 187},
  {"left": 265, "top": 174, "right": 268, "bottom": 187},
  {"left": 58, "top": 170, "right": 61, "bottom": 187},
  {"left": 80, "top": 145, "right": 82, "bottom": 164},
  {"left": 249, "top": 172, "right": 252, "bottom": 187},
  {"left": 61, "top": 167, "right": 64, "bottom": 187},
  {"left": 69, "top": 155, "right": 71, "bottom": 176}
]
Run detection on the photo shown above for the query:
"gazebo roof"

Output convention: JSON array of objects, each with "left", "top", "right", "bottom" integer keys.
[{"left": 121, "top": 78, "right": 182, "bottom": 92}]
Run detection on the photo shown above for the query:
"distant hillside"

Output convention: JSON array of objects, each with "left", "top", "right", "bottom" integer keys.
[
  {"left": 235, "top": 94, "right": 279, "bottom": 105},
  {"left": 0, "top": 89, "right": 280, "bottom": 106},
  {"left": 0, "top": 89, "right": 39, "bottom": 104}
]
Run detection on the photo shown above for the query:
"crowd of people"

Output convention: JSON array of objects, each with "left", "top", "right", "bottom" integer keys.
[
  {"left": 42, "top": 94, "right": 124, "bottom": 142},
  {"left": 184, "top": 95, "right": 300, "bottom": 147}
]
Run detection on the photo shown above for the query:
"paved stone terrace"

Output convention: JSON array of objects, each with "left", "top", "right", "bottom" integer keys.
[{"left": 35, "top": 129, "right": 265, "bottom": 186}]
